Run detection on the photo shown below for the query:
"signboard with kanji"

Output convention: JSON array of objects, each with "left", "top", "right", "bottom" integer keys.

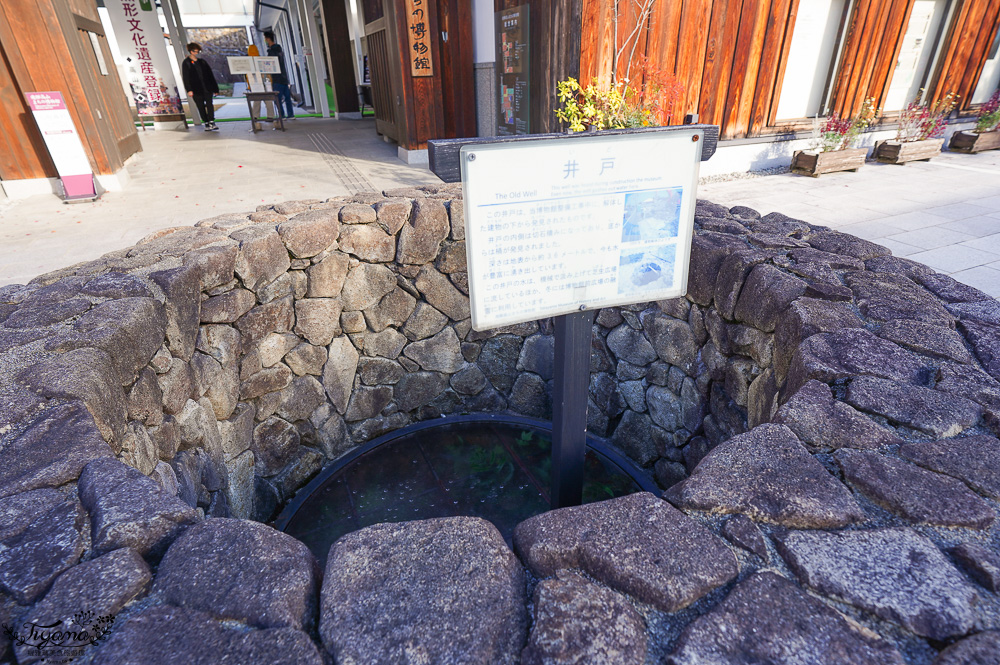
[
  {"left": 105, "top": 0, "right": 183, "bottom": 116},
  {"left": 496, "top": 5, "right": 530, "bottom": 135},
  {"left": 460, "top": 130, "right": 703, "bottom": 330},
  {"left": 405, "top": 0, "right": 433, "bottom": 77}
]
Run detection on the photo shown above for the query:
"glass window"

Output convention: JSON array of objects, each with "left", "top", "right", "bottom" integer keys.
[
  {"left": 774, "top": 0, "right": 847, "bottom": 120},
  {"left": 972, "top": 29, "right": 1000, "bottom": 104},
  {"left": 883, "top": 0, "right": 949, "bottom": 111}
]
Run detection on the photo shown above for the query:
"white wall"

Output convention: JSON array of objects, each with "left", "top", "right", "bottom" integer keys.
[{"left": 472, "top": 0, "right": 495, "bottom": 63}]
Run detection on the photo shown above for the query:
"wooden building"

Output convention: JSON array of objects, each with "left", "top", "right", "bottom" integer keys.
[{"left": 0, "top": 0, "right": 139, "bottom": 199}]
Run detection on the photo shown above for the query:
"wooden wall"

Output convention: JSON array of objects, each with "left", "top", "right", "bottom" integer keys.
[
  {"left": 0, "top": 0, "right": 138, "bottom": 182},
  {"left": 579, "top": 0, "right": 799, "bottom": 139},
  {"left": 578, "top": 0, "right": 1000, "bottom": 140},
  {"left": 930, "top": 0, "right": 1000, "bottom": 109},
  {"left": 322, "top": 0, "right": 360, "bottom": 113}
]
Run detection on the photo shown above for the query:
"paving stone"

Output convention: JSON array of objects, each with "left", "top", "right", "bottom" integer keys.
[
  {"left": 293, "top": 298, "right": 342, "bottom": 346},
  {"left": 607, "top": 323, "right": 658, "bottom": 365},
  {"left": 391, "top": 371, "right": 449, "bottom": 413},
  {"left": 283, "top": 342, "right": 327, "bottom": 376},
  {"left": 958, "top": 318, "right": 1000, "bottom": 382},
  {"left": 878, "top": 319, "right": 975, "bottom": 364},
  {"left": 278, "top": 209, "right": 340, "bottom": 258},
  {"left": 414, "top": 264, "right": 470, "bottom": 320},
  {"left": 15, "top": 548, "right": 151, "bottom": 664},
  {"left": 358, "top": 357, "right": 405, "bottom": 385},
  {"left": 646, "top": 385, "right": 680, "bottom": 431},
  {"left": 714, "top": 249, "right": 773, "bottom": 320},
  {"left": 846, "top": 271, "right": 955, "bottom": 326},
  {"left": 403, "top": 301, "right": 449, "bottom": 341},
  {"left": 0, "top": 402, "right": 112, "bottom": 498},
  {"left": 509, "top": 372, "right": 550, "bottom": 418},
  {"left": 773, "top": 380, "right": 902, "bottom": 452},
  {"left": 321, "top": 517, "right": 526, "bottom": 665},
  {"left": 403, "top": 326, "right": 464, "bottom": 373},
  {"left": 306, "top": 252, "right": 350, "bottom": 297},
  {"left": 733, "top": 264, "right": 807, "bottom": 332},
  {"left": 664, "top": 423, "right": 864, "bottom": 528},
  {"left": 899, "top": 435, "right": 1000, "bottom": 500},
  {"left": 0, "top": 490, "right": 86, "bottom": 604},
  {"left": 47, "top": 297, "right": 168, "bottom": 385},
  {"left": 667, "top": 572, "right": 905, "bottom": 665},
  {"left": 517, "top": 333, "right": 554, "bottom": 380},
  {"left": 235, "top": 296, "right": 294, "bottom": 347},
  {"left": 183, "top": 243, "right": 238, "bottom": 290},
  {"left": 200, "top": 288, "right": 256, "bottom": 323},
  {"left": 340, "top": 263, "right": 396, "bottom": 311},
  {"left": 354, "top": 327, "right": 407, "bottom": 357},
  {"left": 836, "top": 449, "right": 994, "bottom": 528},
  {"left": 397, "top": 198, "right": 449, "bottom": 264},
  {"left": 522, "top": 570, "right": 646, "bottom": 665},
  {"left": 155, "top": 518, "right": 318, "bottom": 630},
  {"left": 364, "top": 287, "right": 416, "bottom": 332},
  {"left": 251, "top": 417, "right": 300, "bottom": 477},
  {"left": 435, "top": 240, "right": 467, "bottom": 273},
  {"left": 149, "top": 265, "right": 202, "bottom": 361},
  {"left": 323, "top": 336, "right": 359, "bottom": 413},
  {"left": 345, "top": 385, "right": 393, "bottom": 421},
  {"left": 950, "top": 542, "right": 1000, "bottom": 592},
  {"left": 478, "top": 334, "right": 522, "bottom": 394},
  {"left": 845, "top": 376, "right": 981, "bottom": 438},
  {"left": 276, "top": 376, "right": 326, "bottom": 422},
  {"left": 196, "top": 324, "right": 242, "bottom": 367},
  {"left": 239, "top": 364, "right": 293, "bottom": 400},
  {"left": 78, "top": 457, "right": 201, "bottom": 558},
  {"left": 774, "top": 527, "right": 979, "bottom": 640},
  {"left": 18, "top": 347, "right": 128, "bottom": 445},
  {"left": 230, "top": 226, "right": 292, "bottom": 290},
  {"left": 785, "top": 328, "right": 934, "bottom": 397},
  {"left": 340, "top": 202, "right": 377, "bottom": 224},
  {"left": 90, "top": 605, "right": 323, "bottom": 665},
  {"left": 373, "top": 198, "right": 411, "bottom": 234},
  {"left": 773, "top": 297, "right": 864, "bottom": 380},
  {"left": 513, "top": 492, "right": 737, "bottom": 612},
  {"left": 80, "top": 271, "right": 154, "bottom": 298},
  {"left": 807, "top": 230, "right": 892, "bottom": 260},
  {"left": 687, "top": 232, "right": 750, "bottom": 305},
  {"left": 338, "top": 224, "right": 395, "bottom": 262},
  {"left": 720, "top": 514, "right": 768, "bottom": 560},
  {"left": 2, "top": 296, "right": 90, "bottom": 328},
  {"left": 932, "top": 631, "right": 1000, "bottom": 665}
]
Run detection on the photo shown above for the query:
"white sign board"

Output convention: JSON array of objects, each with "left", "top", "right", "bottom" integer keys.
[
  {"left": 227, "top": 56, "right": 256, "bottom": 75},
  {"left": 254, "top": 57, "right": 281, "bottom": 75},
  {"left": 25, "top": 91, "right": 96, "bottom": 200},
  {"left": 461, "top": 130, "right": 702, "bottom": 330}
]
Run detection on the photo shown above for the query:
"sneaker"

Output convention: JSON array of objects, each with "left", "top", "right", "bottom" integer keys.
[
  {"left": 203, "top": 123, "right": 212, "bottom": 130},
  {"left": 209, "top": 122, "right": 220, "bottom": 131}
]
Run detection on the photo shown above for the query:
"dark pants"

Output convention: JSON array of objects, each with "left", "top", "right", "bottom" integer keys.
[
  {"left": 274, "top": 83, "right": 294, "bottom": 118},
  {"left": 191, "top": 93, "right": 215, "bottom": 123}
]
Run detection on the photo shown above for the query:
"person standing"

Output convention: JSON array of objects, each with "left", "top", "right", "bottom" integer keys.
[
  {"left": 264, "top": 31, "right": 294, "bottom": 120},
  {"left": 182, "top": 43, "right": 220, "bottom": 131}
]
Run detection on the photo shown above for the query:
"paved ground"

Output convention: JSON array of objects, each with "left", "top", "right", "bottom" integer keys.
[
  {"left": 699, "top": 147, "right": 1000, "bottom": 298},
  {"left": 0, "top": 113, "right": 439, "bottom": 287},
  {"left": 1, "top": 113, "right": 999, "bottom": 295}
]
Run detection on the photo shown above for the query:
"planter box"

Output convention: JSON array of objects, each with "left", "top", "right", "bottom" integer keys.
[
  {"left": 791, "top": 148, "right": 868, "bottom": 177},
  {"left": 949, "top": 130, "right": 1000, "bottom": 153},
  {"left": 874, "top": 138, "right": 942, "bottom": 164}
]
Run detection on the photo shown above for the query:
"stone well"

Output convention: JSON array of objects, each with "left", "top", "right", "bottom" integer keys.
[{"left": 0, "top": 185, "right": 999, "bottom": 664}]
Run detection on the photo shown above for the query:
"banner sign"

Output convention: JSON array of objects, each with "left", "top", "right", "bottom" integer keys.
[
  {"left": 496, "top": 5, "right": 530, "bottom": 135},
  {"left": 105, "top": 0, "right": 183, "bottom": 116},
  {"left": 460, "top": 130, "right": 703, "bottom": 330},
  {"left": 405, "top": 0, "right": 433, "bottom": 76},
  {"left": 25, "top": 92, "right": 96, "bottom": 201}
]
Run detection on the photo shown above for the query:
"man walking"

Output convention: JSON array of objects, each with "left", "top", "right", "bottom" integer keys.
[
  {"left": 264, "top": 31, "right": 295, "bottom": 120},
  {"left": 181, "top": 43, "right": 220, "bottom": 130}
]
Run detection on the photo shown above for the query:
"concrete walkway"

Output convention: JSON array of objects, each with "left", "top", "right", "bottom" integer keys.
[
  {"left": 699, "top": 147, "right": 1000, "bottom": 298},
  {"left": 2, "top": 118, "right": 1000, "bottom": 296},
  {"left": 0, "top": 115, "right": 439, "bottom": 287}
]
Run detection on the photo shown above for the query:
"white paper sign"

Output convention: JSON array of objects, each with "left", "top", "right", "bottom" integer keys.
[
  {"left": 461, "top": 130, "right": 702, "bottom": 330},
  {"left": 227, "top": 56, "right": 256, "bottom": 74},
  {"left": 254, "top": 57, "right": 281, "bottom": 74}
]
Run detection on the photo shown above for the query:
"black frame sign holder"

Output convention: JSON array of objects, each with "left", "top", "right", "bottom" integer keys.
[{"left": 429, "top": 125, "right": 718, "bottom": 509}]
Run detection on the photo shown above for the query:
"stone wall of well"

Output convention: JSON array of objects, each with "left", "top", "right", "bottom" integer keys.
[{"left": 2, "top": 187, "right": 1000, "bottom": 664}]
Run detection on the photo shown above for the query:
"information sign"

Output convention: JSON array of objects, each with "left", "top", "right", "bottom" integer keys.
[
  {"left": 405, "top": 0, "right": 433, "bottom": 76},
  {"left": 496, "top": 5, "right": 530, "bottom": 135},
  {"left": 461, "top": 130, "right": 702, "bottom": 331},
  {"left": 25, "top": 91, "right": 97, "bottom": 201},
  {"left": 227, "top": 56, "right": 255, "bottom": 75}
]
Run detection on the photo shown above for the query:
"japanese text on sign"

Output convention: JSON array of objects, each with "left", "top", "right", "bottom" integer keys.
[
  {"left": 405, "top": 0, "right": 433, "bottom": 76},
  {"left": 460, "top": 131, "right": 703, "bottom": 330}
]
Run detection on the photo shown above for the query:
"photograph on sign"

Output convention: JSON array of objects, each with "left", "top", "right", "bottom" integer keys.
[
  {"left": 460, "top": 130, "right": 702, "bottom": 330},
  {"left": 228, "top": 56, "right": 256, "bottom": 75},
  {"left": 254, "top": 57, "right": 281, "bottom": 75}
]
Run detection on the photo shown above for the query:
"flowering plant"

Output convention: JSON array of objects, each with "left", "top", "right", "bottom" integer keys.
[
  {"left": 896, "top": 92, "right": 958, "bottom": 141},
  {"left": 812, "top": 97, "right": 880, "bottom": 152},
  {"left": 975, "top": 89, "right": 1000, "bottom": 133},
  {"left": 555, "top": 56, "right": 684, "bottom": 132}
]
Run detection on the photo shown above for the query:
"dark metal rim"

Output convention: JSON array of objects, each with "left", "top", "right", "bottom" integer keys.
[{"left": 272, "top": 412, "right": 659, "bottom": 532}]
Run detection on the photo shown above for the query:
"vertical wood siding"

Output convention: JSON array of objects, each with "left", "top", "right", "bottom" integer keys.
[{"left": 930, "top": 0, "right": 1000, "bottom": 109}]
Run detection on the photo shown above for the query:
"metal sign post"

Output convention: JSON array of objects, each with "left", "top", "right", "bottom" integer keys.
[{"left": 442, "top": 126, "right": 712, "bottom": 510}]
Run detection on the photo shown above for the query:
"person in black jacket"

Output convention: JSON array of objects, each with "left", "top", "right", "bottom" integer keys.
[
  {"left": 181, "top": 43, "right": 220, "bottom": 131},
  {"left": 264, "top": 32, "right": 294, "bottom": 120}
]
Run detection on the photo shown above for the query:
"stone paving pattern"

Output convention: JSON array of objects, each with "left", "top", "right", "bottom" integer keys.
[{"left": 0, "top": 192, "right": 998, "bottom": 663}]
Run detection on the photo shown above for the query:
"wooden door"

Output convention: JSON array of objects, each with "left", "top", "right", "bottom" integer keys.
[{"left": 365, "top": 14, "right": 401, "bottom": 141}]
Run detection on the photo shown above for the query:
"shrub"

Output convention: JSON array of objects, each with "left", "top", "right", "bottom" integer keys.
[
  {"left": 811, "top": 98, "right": 880, "bottom": 152},
  {"left": 975, "top": 89, "right": 1000, "bottom": 133},
  {"left": 896, "top": 92, "right": 958, "bottom": 141}
]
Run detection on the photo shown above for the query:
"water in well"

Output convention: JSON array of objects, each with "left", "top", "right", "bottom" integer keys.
[{"left": 277, "top": 417, "right": 652, "bottom": 565}]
